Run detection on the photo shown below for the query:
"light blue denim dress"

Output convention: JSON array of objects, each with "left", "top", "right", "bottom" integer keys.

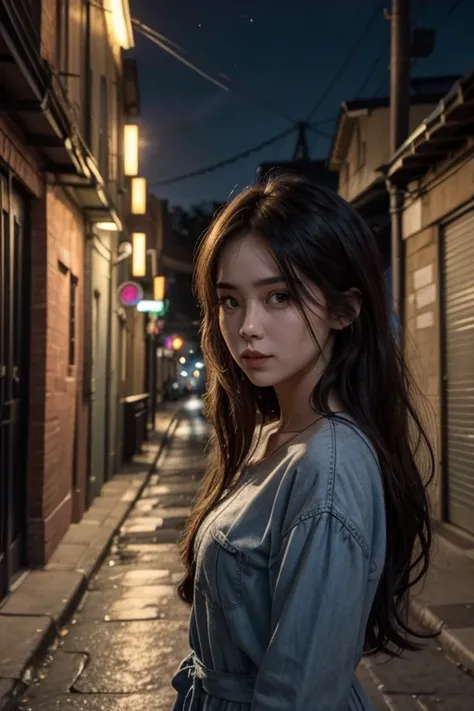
[{"left": 172, "top": 416, "right": 387, "bottom": 710}]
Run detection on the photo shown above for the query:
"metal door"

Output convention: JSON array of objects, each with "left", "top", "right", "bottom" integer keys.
[
  {"left": 0, "top": 173, "right": 28, "bottom": 600},
  {"left": 443, "top": 209, "right": 474, "bottom": 535}
]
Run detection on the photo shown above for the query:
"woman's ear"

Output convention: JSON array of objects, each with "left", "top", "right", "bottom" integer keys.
[{"left": 330, "top": 288, "right": 362, "bottom": 331}]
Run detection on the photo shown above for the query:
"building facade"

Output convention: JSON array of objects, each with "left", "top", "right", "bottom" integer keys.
[
  {"left": 328, "top": 77, "right": 461, "bottom": 272},
  {"left": 385, "top": 67, "right": 474, "bottom": 538},
  {"left": 0, "top": 0, "right": 143, "bottom": 601}
]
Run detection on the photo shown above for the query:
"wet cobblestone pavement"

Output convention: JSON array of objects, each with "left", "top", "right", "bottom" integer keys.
[{"left": 16, "top": 399, "right": 474, "bottom": 710}]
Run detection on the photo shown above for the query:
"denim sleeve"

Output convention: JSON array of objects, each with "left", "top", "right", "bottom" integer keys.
[{"left": 250, "top": 508, "right": 371, "bottom": 711}]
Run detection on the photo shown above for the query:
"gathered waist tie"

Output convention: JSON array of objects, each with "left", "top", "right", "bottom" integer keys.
[
  {"left": 193, "top": 654, "right": 256, "bottom": 704},
  {"left": 172, "top": 652, "right": 256, "bottom": 710}
]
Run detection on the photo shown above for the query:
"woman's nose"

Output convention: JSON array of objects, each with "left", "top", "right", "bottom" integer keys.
[{"left": 239, "top": 304, "right": 264, "bottom": 340}]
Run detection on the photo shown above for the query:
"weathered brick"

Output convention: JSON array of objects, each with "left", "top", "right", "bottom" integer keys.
[{"left": 26, "top": 182, "right": 88, "bottom": 566}]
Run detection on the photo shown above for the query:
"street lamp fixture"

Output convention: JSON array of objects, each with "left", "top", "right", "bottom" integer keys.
[
  {"left": 96, "top": 221, "right": 119, "bottom": 231},
  {"left": 132, "top": 232, "right": 146, "bottom": 276},
  {"left": 153, "top": 275, "right": 166, "bottom": 301},
  {"left": 124, "top": 125, "right": 139, "bottom": 176},
  {"left": 131, "top": 177, "right": 147, "bottom": 214}
]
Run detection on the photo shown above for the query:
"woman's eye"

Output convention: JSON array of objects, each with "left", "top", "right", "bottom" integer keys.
[
  {"left": 268, "top": 291, "right": 290, "bottom": 305},
  {"left": 218, "top": 295, "right": 239, "bottom": 310}
]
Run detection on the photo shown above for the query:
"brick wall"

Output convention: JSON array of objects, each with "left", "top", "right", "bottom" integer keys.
[
  {"left": 28, "top": 185, "right": 87, "bottom": 564},
  {"left": 404, "top": 226, "right": 442, "bottom": 518}
]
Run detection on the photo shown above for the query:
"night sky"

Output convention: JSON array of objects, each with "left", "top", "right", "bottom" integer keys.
[{"left": 129, "top": 0, "right": 474, "bottom": 208}]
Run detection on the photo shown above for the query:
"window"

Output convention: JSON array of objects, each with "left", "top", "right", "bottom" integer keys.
[{"left": 69, "top": 275, "right": 78, "bottom": 367}]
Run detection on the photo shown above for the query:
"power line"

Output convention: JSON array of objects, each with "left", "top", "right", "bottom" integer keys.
[
  {"left": 132, "top": 17, "right": 336, "bottom": 132},
  {"left": 306, "top": 0, "right": 384, "bottom": 121},
  {"left": 355, "top": 41, "right": 389, "bottom": 97},
  {"left": 151, "top": 126, "right": 296, "bottom": 187},
  {"left": 132, "top": 19, "right": 230, "bottom": 93},
  {"left": 132, "top": 18, "right": 304, "bottom": 126}
]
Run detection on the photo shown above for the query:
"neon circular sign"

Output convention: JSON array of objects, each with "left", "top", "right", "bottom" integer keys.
[{"left": 118, "top": 281, "right": 144, "bottom": 307}]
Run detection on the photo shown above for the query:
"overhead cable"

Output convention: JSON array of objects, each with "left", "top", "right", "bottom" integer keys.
[
  {"left": 133, "top": 18, "right": 303, "bottom": 126},
  {"left": 306, "top": 0, "right": 384, "bottom": 120},
  {"left": 151, "top": 126, "right": 295, "bottom": 186}
]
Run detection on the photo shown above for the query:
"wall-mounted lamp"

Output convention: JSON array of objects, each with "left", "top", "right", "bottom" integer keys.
[
  {"left": 153, "top": 275, "right": 166, "bottom": 301},
  {"left": 113, "top": 241, "right": 133, "bottom": 266},
  {"left": 124, "top": 125, "right": 139, "bottom": 176},
  {"left": 96, "top": 221, "right": 119, "bottom": 231},
  {"left": 131, "top": 177, "right": 147, "bottom": 214},
  {"left": 132, "top": 232, "right": 146, "bottom": 277}
]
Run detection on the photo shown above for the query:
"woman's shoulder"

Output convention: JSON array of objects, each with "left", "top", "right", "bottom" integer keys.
[{"left": 279, "top": 416, "right": 385, "bottom": 541}]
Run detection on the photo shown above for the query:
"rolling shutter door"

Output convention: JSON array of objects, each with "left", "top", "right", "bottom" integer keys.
[{"left": 444, "top": 210, "right": 474, "bottom": 535}]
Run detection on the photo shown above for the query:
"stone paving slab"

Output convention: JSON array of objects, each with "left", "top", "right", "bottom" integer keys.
[
  {"left": 0, "top": 616, "right": 52, "bottom": 680},
  {"left": 76, "top": 585, "right": 186, "bottom": 622},
  {"left": 0, "top": 572, "right": 84, "bottom": 621},
  {"left": 368, "top": 638, "right": 474, "bottom": 696},
  {"left": 61, "top": 619, "right": 189, "bottom": 693},
  {"left": 25, "top": 691, "right": 177, "bottom": 711},
  {"left": 24, "top": 652, "right": 87, "bottom": 701}
]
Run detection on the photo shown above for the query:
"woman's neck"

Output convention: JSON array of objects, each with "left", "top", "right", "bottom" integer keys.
[{"left": 273, "top": 358, "right": 340, "bottom": 433}]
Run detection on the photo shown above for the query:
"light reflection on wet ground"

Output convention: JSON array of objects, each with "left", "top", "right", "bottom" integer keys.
[{"left": 20, "top": 400, "right": 207, "bottom": 710}]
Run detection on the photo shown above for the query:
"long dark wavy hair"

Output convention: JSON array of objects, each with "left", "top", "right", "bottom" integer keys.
[{"left": 178, "top": 172, "right": 435, "bottom": 657}]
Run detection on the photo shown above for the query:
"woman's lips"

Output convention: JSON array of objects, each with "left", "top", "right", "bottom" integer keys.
[{"left": 242, "top": 355, "right": 272, "bottom": 368}]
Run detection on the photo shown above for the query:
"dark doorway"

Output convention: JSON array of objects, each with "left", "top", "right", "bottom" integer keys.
[{"left": 0, "top": 171, "right": 30, "bottom": 601}]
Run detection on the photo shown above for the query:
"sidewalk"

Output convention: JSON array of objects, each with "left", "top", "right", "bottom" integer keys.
[
  {"left": 0, "top": 402, "right": 183, "bottom": 711},
  {"left": 6, "top": 402, "right": 207, "bottom": 711},
  {"left": 410, "top": 528, "right": 474, "bottom": 673}
]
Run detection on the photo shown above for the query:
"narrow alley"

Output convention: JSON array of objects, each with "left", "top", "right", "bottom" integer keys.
[{"left": 13, "top": 401, "right": 474, "bottom": 711}]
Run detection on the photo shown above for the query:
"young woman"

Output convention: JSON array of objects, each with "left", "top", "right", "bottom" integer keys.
[{"left": 171, "top": 173, "right": 434, "bottom": 711}]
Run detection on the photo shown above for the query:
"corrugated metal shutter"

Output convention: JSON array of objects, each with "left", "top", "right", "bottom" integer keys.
[{"left": 444, "top": 210, "right": 474, "bottom": 535}]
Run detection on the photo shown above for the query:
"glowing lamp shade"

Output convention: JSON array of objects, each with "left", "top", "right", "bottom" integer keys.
[
  {"left": 131, "top": 177, "right": 147, "bottom": 215},
  {"left": 96, "top": 221, "right": 118, "bottom": 231},
  {"left": 132, "top": 233, "right": 147, "bottom": 277},
  {"left": 153, "top": 276, "right": 166, "bottom": 301},
  {"left": 124, "top": 125, "right": 139, "bottom": 176}
]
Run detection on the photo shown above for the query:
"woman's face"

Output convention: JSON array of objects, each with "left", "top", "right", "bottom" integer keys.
[{"left": 216, "top": 232, "right": 337, "bottom": 389}]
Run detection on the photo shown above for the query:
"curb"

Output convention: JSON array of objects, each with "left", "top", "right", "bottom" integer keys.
[
  {"left": 1, "top": 406, "right": 185, "bottom": 711},
  {"left": 410, "top": 599, "right": 474, "bottom": 674}
]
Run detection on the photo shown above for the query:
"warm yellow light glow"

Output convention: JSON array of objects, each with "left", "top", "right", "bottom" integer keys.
[
  {"left": 153, "top": 275, "right": 166, "bottom": 301},
  {"left": 132, "top": 233, "right": 146, "bottom": 277},
  {"left": 107, "top": 0, "right": 134, "bottom": 49},
  {"left": 193, "top": 370, "right": 200, "bottom": 379},
  {"left": 124, "top": 125, "right": 139, "bottom": 176},
  {"left": 131, "top": 177, "right": 147, "bottom": 214},
  {"left": 96, "top": 221, "right": 119, "bottom": 231},
  {"left": 172, "top": 337, "right": 184, "bottom": 351}
]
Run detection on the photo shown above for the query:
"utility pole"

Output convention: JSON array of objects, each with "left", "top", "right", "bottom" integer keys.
[
  {"left": 293, "top": 122, "right": 310, "bottom": 162},
  {"left": 389, "top": 0, "right": 411, "bottom": 326}
]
